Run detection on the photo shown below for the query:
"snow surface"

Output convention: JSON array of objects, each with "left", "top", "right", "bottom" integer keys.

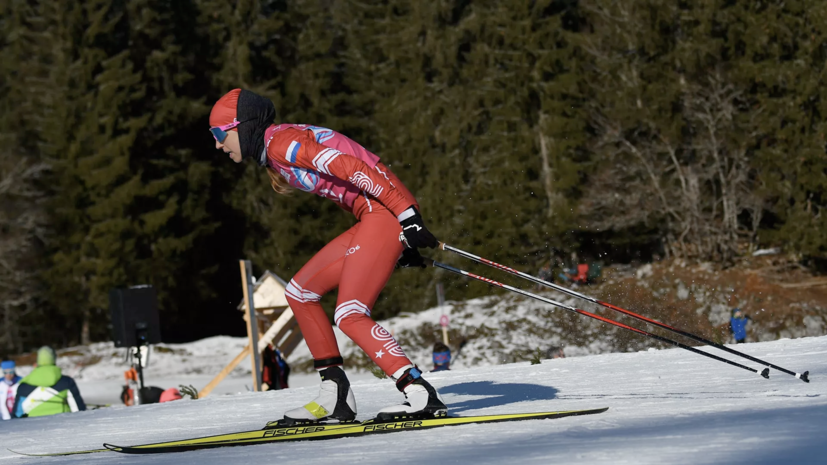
[
  {"left": 6, "top": 286, "right": 655, "bottom": 410},
  {"left": 287, "top": 291, "right": 654, "bottom": 370},
  {"left": 1, "top": 335, "right": 825, "bottom": 464}
]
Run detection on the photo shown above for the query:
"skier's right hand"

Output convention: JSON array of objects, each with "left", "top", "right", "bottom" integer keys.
[
  {"left": 396, "top": 248, "right": 427, "bottom": 269},
  {"left": 398, "top": 207, "right": 439, "bottom": 249}
]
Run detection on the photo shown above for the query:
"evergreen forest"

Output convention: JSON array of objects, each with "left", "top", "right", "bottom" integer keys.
[{"left": 1, "top": 0, "right": 825, "bottom": 352}]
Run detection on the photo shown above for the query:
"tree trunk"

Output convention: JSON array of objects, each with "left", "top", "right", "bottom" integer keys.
[
  {"left": 537, "top": 113, "right": 559, "bottom": 217},
  {"left": 81, "top": 309, "right": 91, "bottom": 345}
]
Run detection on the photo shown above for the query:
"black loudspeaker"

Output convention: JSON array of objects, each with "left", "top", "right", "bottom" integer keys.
[{"left": 109, "top": 286, "right": 162, "bottom": 348}]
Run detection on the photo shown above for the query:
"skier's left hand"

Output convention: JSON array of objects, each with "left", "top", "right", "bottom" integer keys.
[
  {"left": 396, "top": 248, "right": 427, "bottom": 269},
  {"left": 398, "top": 207, "right": 439, "bottom": 249}
]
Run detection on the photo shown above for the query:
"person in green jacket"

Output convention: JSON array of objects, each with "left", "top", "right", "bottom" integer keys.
[{"left": 12, "top": 346, "right": 86, "bottom": 418}]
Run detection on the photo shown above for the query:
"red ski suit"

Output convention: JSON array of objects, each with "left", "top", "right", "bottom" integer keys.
[{"left": 266, "top": 125, "right": 417, "bottom": 376}]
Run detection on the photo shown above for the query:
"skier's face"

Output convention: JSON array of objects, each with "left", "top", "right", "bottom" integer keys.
[
  {"left": 215, "top": 131, "right": 242, "bottom": 163},
  {"left": 3, "top": 369, "right": 14, "bottom": 382}
]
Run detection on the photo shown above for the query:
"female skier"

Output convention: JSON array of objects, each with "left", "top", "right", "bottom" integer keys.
[{"left": 210, "top": 89, "right": 447, "bottom": 424}]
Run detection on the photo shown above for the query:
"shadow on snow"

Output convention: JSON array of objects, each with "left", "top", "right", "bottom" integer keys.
[{"left": 439, "top": 381, "right": 558, "bottom": 414}]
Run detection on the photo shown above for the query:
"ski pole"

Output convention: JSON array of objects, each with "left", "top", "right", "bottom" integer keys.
[
  {"left": 439, "top": 243, "right": 809, "bottom": 383},
  {"left": 430, "top": 259, "right": 770, "bottom": 379}
]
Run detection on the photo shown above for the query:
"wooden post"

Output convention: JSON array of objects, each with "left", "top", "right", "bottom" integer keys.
[
  {"left": 272, "top": 319, "right": 298, "bottom": 350},
  {"left": 437, "top": 282, "right": 449, "bottom": 346},
  {"left": 200, "top": 310, "right": 293, "bottom": 398},
  {"left": 262, "top": 308, "right": 293, "bottom": 347},
  {"left": 240, "top": 260, "right": 262, "bottom": 392},
  {"left": 200, "top": 345, "right": 251, "bottom": 398}
]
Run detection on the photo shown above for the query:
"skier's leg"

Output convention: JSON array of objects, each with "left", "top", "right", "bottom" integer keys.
[
  {"left": 282, "top": 226, "right": 359, "bottom": 423},
  {"left": 333, "top": 207, "right": 411, "bottom": 376},
  {"left": 334, "top": 205, "right": 446, "bottom": 419},
  {"left": 284, "top": 226, "right": 355, "bottom": 364}
]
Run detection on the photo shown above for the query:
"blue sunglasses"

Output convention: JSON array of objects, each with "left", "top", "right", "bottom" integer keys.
[{"left": 210, "top": 118, "right": 250, "bottom": 143}]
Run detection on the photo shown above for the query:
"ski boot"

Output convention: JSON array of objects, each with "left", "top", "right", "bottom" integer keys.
[
  {"left": 376, "top": 366, "right": 447, "bottom": 422},
  {"left": 281, "top": 364, "right": 357, "bottom": 425}
]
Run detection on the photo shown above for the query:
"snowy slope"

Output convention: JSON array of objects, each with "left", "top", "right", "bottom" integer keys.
[
  {"left": 8, "top": 288, "right": 650, "bottom": 407},
  {"left": 17, "top": 274, "right": 822, "bottom": 408},
  {"left": 8, "top": 336, "right": 372, "bottom": 406},
  {"left": 287, "top": 290, "right": 658, "bottom": 371},
  {"left": 1, "top": 335, "right": 824, "bottom": 464}
]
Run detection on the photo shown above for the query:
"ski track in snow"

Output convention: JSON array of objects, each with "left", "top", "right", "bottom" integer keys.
[{"left": 1, "top": 336, "right": 825, "bottom": 464}]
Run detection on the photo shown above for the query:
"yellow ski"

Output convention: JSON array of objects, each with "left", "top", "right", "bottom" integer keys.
[
  {"left": 107, "top": 408, "right": 609, "bottom": 455},
  {"left": 10, "top": 408, "right": 608, "bottom": 457}
]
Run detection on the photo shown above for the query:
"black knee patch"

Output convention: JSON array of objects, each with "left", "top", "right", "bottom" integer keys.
[{"left": 314, "top": 356, "right": 344, "bottom": 370}]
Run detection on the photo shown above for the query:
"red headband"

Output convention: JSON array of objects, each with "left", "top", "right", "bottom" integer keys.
[{"left": 209, "top": 88, "right": 241, "bottom": 127}]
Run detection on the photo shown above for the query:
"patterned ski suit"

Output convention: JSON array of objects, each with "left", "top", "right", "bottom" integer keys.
[{"left": 266, "top": 124, "right": 417, "bottom": 376}]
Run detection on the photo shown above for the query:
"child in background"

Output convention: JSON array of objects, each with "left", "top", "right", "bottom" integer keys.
[
  {"left": 1, "top": 360, "right": 22, "bottom": 420},
  {"left": 729, "top": 308, "right": 752, "bottom": 344},
  {"left": 432, "top": 342, "right": 451, "bottom": 372}
]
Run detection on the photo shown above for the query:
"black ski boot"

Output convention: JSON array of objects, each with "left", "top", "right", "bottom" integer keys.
[{"left": 376, "top": 366, "right": 447, "bottom": 421}]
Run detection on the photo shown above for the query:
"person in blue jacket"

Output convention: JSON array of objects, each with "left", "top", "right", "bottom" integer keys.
[
  {"left": 431, "top": 342, "right": 451, "bottom": 372},
  {"left": 729, "top": 308, "right": 751, "bottom": 344}
]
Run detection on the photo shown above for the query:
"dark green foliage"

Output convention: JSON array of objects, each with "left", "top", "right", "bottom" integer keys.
[
  {"left": 370, "top": 366, "right": 388, "bottom": 379},
  {"left": 0, "top": 0, "right": 50, "bottom": 352},
  {"left": 577, "top": 0, "right": 827, "bottom": 263},
  {"left": 529, "top": 347, "right": 544, "bottom": 365},
  {"left": 0, "top": 0, "right": 824, "bottom": 352},
  {"left": 328, "top": 0, "right": 590, "bottom": 318},
  {"left": 178, "top": 384, "right": 199, "bottom": 399}
]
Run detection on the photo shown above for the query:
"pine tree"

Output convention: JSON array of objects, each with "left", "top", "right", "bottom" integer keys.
[
  {"left": 21, "top": 0, "right": 148, "bottom": 344},
  {"left": 1, "top": 0, "right": 824, "bottom": 351},
  {"left": 121, "top": 0, "right": 228, "bottom": 339},
  {"left": 441, "top": 0, "right": 589, "bottom": 260},
  {"left": 728, "top": 0, "right": 827, "bottom": 262},
  {"left": 199, "top": 0, "right": 375, "bottom": 321},
  {"left": 334, "top": 0, "right": 476, "bottom": 313},
  {"left": 23, "top": 0, "right": 224, "bottom": 344},
  {"left": 577, "top": 0, "right": 771, "bottom": 262},
  {"left": 338, "top": 0, "right": 591, "bottom": 312},
  {"left": 0, "top": 0, "right": 50, "bottom": 352}
]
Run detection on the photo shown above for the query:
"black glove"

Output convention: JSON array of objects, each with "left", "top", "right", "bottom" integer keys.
[
  {"left": 399, "top": 207, "right": 439, "bottom": 249},
  {"left": 396, "top": 248, "right": 427, "bottom": 269}
]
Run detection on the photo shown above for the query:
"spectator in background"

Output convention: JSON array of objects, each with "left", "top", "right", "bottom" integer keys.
[
  {"left": 537, "top": 262, "right": 553, "bottom": 290},
  {"left": 1, "top": 360, "right": 22, "bottom": 420},
  {"left": 432, "top": 342, "right": 451, "bottom": 372},
  {"left": 159, "top": 388, "right": 183, "bottom": 403},
  {"left": 12, "top": 346, "right": 86, "bottom": 418},
  {"left": 729, "top": 308, "right": 752, "bottom": 344},
  {"left": 261, "top": 344, "right": 290, "bottom": 391},
  {"left": 546, "top": 346, "right": 566, "bottom": 360}
]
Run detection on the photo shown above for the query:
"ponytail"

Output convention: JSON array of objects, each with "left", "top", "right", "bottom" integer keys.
[{"left": 266, "top": 166, "right": 292, "bottom": 194}]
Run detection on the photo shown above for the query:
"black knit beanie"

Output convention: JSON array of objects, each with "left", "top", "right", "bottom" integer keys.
[{"left": 237, "top": 90, "right": 276, "bottom": 166}]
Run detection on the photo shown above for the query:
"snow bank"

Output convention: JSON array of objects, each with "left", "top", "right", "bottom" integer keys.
[{"left": 1, "top": 335, "right": 824, "bottom": 464}]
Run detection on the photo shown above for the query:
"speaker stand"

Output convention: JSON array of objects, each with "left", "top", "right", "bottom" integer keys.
[{"left": 134, "top": 344, "right": 146, "bottom": 392}]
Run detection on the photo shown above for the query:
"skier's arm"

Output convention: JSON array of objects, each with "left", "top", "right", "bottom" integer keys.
[
  {"left": 68, "top": 378, "right": 87, "bottom": 411},
  {"left": 0, "top": 385, "right": 10, "bottom": 420},
  {"left": 11, "top": 389, "right": 23, "bottom": 418},
  {"left": 271, "top": 129, "right": 413, "bottom": 216}
]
